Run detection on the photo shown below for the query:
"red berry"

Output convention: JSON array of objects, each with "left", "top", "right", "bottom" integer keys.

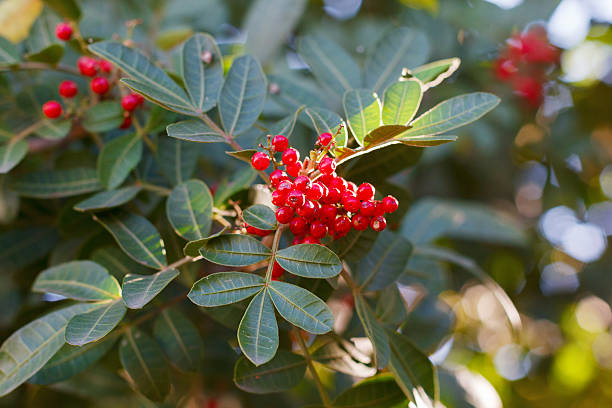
[
  {"left": 98, "top": 59, "right": 113, "bottom": 73},
  {"left": 297, "top": 199, "right": 317, "bottom": 219},
  {"left": 356, "top": 183, "right": 375, "bottom": 201},
  {"left": 58, "top": 80, "right": 78, "bottom": 98},
  {"left": 251, "top": 152, "right": 270, "bottom": 171},
  {"left": 318, "top": 156, "right": 336, "bottom": 175},
  {"left": 77, "top": 56, "right": 98, "bottom": 76},
  {"left": 513, "top": 76, "right": 542, "bottom": 107},
  {"left": 334, "top": 216, "right": 352, "bottom": 235},
  {"left": 121, "top": 93, "right": 141, "bottom": 111},
  {"left": 286, "top": 190, "right": 306, "bottom": 209},
  {"left": 289, "top": 217, "right": 308, "bottom": 235},
  {"left": 382, "top": 195, "right": 399, "bottom": 213},
  {"left": 275, "top": 206, "right": 294, "bottom": 224},
  {"left": 352, "top": 214, "right": 369, "bottom": 231},
  {"left": 90, "top": 76, "right": 109, "bottom": 94},
  {"left": 55, "top": 22, "right": 72, "bottom": 41},
  {"left": 307, "top": 182, "right": 326, "bottom": 201},
  {"left": 318, "top": 172, "right": 336, "bottom": 185},
  {"left": 292, "top": 236, "right": 304, "bottom": 245},
  {"left": 318, "top": 132, "right": 333, "bottom": 146},
  {"left": 42, "top": 100, "right": 62, "bottom": 118},
  {"left": 494, "top": 58, "right": 518, "bottom": 81},
  {"left": 246, "top": 224, "right": 270, "bottom": 237},
  {"left": 272, "top": 135, "right": 289, "bottom": 152},
  {"left": 277, "top": 179, "right": 293, "bottom": 195},
  {"left": 271, "top": 189, "right": 287, "bottom": 206},
  {"left": 302, "top": 235, "right": 320, "bottom": 244},
  {"left": 360, "top": 200, "right": 377, "bottom": 216},
  {"left": 310, "top": 221, "right": 328, "bottom": 239},
  {"left": 374, "top": 200, "right": 386, "bottom": 216},
  {"left": 286, "top": 161, "right": 302, "bottom": 177},
  {"left": 272, "top": 262, "right": 285, "bottom": 279},
  {"left": 346, "top": 182, "right": 357, "bottom": 192},
  {"left": 370, "top": 215, "right": 387, "bottom": 231},
  {"left": 320, "top": 204, "right": 337, "bottom": 223},
  {"left": 343, "top": 196, "right": 361, "bottom": 213},
  {"left": 119, "top": 115, "right": 132, "bottom": 129},
  {"left": 329, "top": 176, "right": 347, "bottom": 192},
  {"left": 293, "top": 176, "right": 311, "bottom": 192},
  {"left": 324, "top": 187, "right": 342, "bottom": 204},
  {"left": 282, "top": 148, "right": 299, "bottom": 165},
  {"left": 269, "top": 170, "right": 287, "bottom": 188}
]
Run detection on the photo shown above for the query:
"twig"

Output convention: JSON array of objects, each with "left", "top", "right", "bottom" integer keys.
[
  {"left": 264, "top": 226, "right": 286, "bottom": 282},
  {"left": 293, "top": 327, "right": 332, "bottom": 408},
  {"left": 0, "top": 62, "right": 80, "bottom": 76},
  {"left": 138, "top": 182, "right": 172, "bottom": 195}
]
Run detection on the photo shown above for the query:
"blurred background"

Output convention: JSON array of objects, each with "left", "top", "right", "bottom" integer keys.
[{"left": 2, "top": 0, "right": 612, "bottom": 407}]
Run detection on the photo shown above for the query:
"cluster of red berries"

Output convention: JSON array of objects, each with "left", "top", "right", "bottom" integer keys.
[
  {"left": 42, "top": 23, "right": 145, "bottom": 128},
  {"left": 248, "top": 133, "right": 398, "bottom": 279},
  {"left": 494, "top": 26, "right": 559, "bottom": 107}
]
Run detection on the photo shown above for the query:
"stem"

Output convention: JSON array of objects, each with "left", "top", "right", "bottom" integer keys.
[
  {"left": 264, "top": 226, "right": 286, "bottom": 282},
  {"left": 199, "top": 113, "right": 242, "bottom": 151},
  {"left": 213, "top": 214, "right": 233, "bottom": 229},
  {"left": 0, "top": 62, "right": 80, "bottom": 76},
  {"left": 138, "top": 182, "right": 172, "bottom": 195},
  {"left": 294, "top": 327, "right": 332, "bottom": 408},
  {"left": 13, "top": 120, "right": 46, "bottom": 142},
  {"left": 340, "top": 264, "right": 359, "bottom": 293}
]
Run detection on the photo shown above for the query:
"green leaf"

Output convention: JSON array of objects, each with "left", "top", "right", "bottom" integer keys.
[
  {"left": 119, "top": 328, "right": 170, "bottom": 401},
  {"left": 303, "top": 107, "right": 348, "bottom": 147},
  {"left": 166, "top": 119, "right": 224, "bottom": 143},
  {"left": 89, "top": 41, "right": 194, "bottom": 115},
  {"left": 225, "top": 149, "right": 257, "bottom": 164},
  {"left": 0, "top": 303, "right": 98, "bottom": 396},
  {"left": 382, "top": 80, "right": 422, "bottom": 126},
  {"left": 243, "top": 204, "right": 276, "bottom": 231},
  {"left": 0, "top": 36, "right": 19, "bottom": 65},
  {"left": 397, "top": 134, "right": 457, "bottom": 147},
  {"left": 365, "top": 27, "right": 429, "bottom": 94},
  {"left": 332, "top": 228, "right": 378, "bottom": 263},
  {"left": 83, "top": 101, "right": 124, "bottom": 133},
  {"left": 297, "top": 35, "right": 361, "bottom": 95},
  {"left": 199, "top": 234, "right": 271, "bottom": 267},
  {"left": 256, "top": 106, "right": 305, "bottom": 146},
  {"left": 213, "top": 167, "right": 257, "bottom": 207},
  {"left": 332, "top": 374, "right": 407, "bottom": 408},
  {"left": 94, "top": 211, "right": 167, "bottom": 269},
  {"left": 122, "top": 268, "right": 180, "bottom": 309},
  {"left": 43, "top": 0, "right": 81, "bottom": 20},
  {"left": 183, "top": 228, "right": 227, "bottom": 257},
  {"left": 65, "top": 299, "right": 127, "bottom": 346},
  {"left": 356, "top": 231, "right": 413, "bottom": 291},
  {"left": 25, "top": 10, "right": 60, "bottom": 57},
  {"left": 412, "top": 57, "right": 460, "bottom": 90},
  {"left": 376, "top": 285, "right": 408, "bottom": 325},
  {"left": 98, "top": 133, "right": 143, "bottom": 190},
  {"left": 268, "top": 74, "right": 321, "bottom": 112},
  {"left": 156, "top": 27, "right": 193, "bottom": 51},
  {"left": 354, "top": 293, "right": 389, "bottom": 369},
  {"left": 166, "top": 180, "right": 213, "bottom": 240},
  {"left": 74, "top": 186, "right": 142, "bottom": 212},
  {"left": 32, "top": 260, "right": 121, "bottom": 301},
  {"left": 90, "top": 246, "right": 151, "bottom": 278},
  {"left": 12, "top": 168, "right": 102, "bottom": 198},
  {"left": 268, "top": 281, "right": 333, "bottom": 334},
  {"left": 0, "top": 226, "right": 58, "bottom": 270},
  {"left": 25, "top": 44, "right": 63, "bottom": 64},
  {"left": 401, "top": 198, "right": 527, "bottom": 246},
  {"left": 403, "top": 92, "right": 500, "bottom": 136},
  {"left": 29, "top": 336, "right": 116, "bottom": 385},
  {"left": 153, "top": 309, "right": 203, "bottom": 372},
  {"left": 234, "top": 350, "right": 306, "bottom": 394},
  {"left": 344, "top": 89, "right": 381, "bottom": 146},
  {"left": 158, "top": 137, "right": 198, "bottom": 186},
  {"left": 237, "top": 289, "right": 278, "bottom": 366},
  {"left": 180, "top": 33, "right": 223, "bottom": 113},
  {"left": 387, "top": 330, "right": 438, "bottom": 403},
  {"left": 363, "top": 125, "right": 411, "bottom": 148},
  {"left": 35, "top": 119, "right": 71, "bottom": 140},
  {"left": 0, "top": 139, "right": 28, "bottom": 174},
  {"left": 189, "top": 272, "right": 264, "bottom": 307},
  {"left": 276, "top": 244, "right": 343, "bottom": 279},
  {"left": 219, "top": 55, "right": 267, "bottom": 137},
  {"left": 311, "top": 337, "right": 376, "bottom": 378}
]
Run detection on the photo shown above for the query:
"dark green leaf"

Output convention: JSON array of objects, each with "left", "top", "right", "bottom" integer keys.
[
  {"left": 354, "top": 293, "right": 389, "bottom": 369},
  {"left": 0, "top": 226, "right": 58, "bottom": 270},
  {"left": 225, "top": 149, "right": 257, "bottom": 164},
  {"left": 412, "top": 57, "right": 461, "bottom": 90},
  {"left": 237, "top": 289, "right": 278, "bottom": 366},
  {"left": 74, "top": 186, "right": 142, "bottom": 212},
  {"left": 311, "top": 337, "right": 376, "bottom": 378},
  {"left": 167, "top": 180, "right": 213, "bottom": 240},
  {"left": 25, "top": 44, "right": 64, "bottom": 64},
  {"left": 94, "top": 211, "right": 167, "bottom": 269},
  {"left": 275, "top": 244, "right": 342, "bottom": 279},
  {"left": 158, "top": 137, "right": 198, "bottom": 186},
  {"left": 382, "top": 80, "right": 422, "bottom": 126},
  {"left": 343, "top": 89, "right": 381, "bottom": 146},
  {"left": 182, "top": 228, "right": 227, "bottom": 257},
  {"left": 153, "top": 309, "right": 203, "bottom": 372},
  {"left": 32, "top": 260, "right": 121, "bottom": 301},
  {"left": 83, "top": 101, "right": 124, "bottom": 133},
  {"left": 12, "top": 168, "right": 102, "bottom": 198},
  {"left": 219, "top": 55, "right": 267, "bottom": 137},
  {"left": 268, "top": 74, "right": 321, "bottom": 112},
  {"left": 98, "top": 133, "right": 143, "bottom": 190},
  {"left": 332, "top": 374, "right": 406, "bottom": 408},
  {"left": 199, "top": 234, "right": 271, "bottom": 267},
  {"left": 0, "top": 36, "right": 19, "bottom": 65},
  {"left": 119, "top": 328, "right": 170, "bottom": 401},
  {"left": 65, "top": 299, "right": 127, "bottom": 346},
  {"left": 122, "top": 268, "right": 180, "bottom": 309},
  {"left": 0, "top": 139, "right": 28, "bottom": 174},
  {"left": 213, "top": 167, "right": 257, "bottom": 207},
  {"left": 356, "top": 231, "right": 413, "bottom": 291},
  {"left": 43, "top": 0, "right": 81, "bottom": 20},
  {"left": 332, "top": 227, "right": 378, "bottom": 263},
  {"left": 376, "top": 285, "right": 408, "bottom": 325},
  {"left": 166, "top": 119, "right": 224, "bottom": 143},
  {"left": 35, "top": 119, "right": 71, "bottom": 140},
  {"left": 189, "top": 272, "right": 264, "bottom": 307},
  {"left": 234, "top": 350, "right": 306, "bottom": 394},
  {"left": 303, "top": 107, "right": 347, "bottom": 147},
  {"left": 268, "top": 281, "right": 333, "bottom": 334},
  {"left": 243, "top": 204, "right": 276, "bottom": 231},
  {"left": 90, "top": 245, "right": 151, "bottom": 278},
  {"left": 180, "top": 33, "right": 223, "bottom": 113}
]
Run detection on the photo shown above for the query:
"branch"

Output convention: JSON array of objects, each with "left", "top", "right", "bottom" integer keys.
[
  {"left": 264, "top": 225, "right": 286, "bottom": 282},
  {"left": 294, "top": 327, "right": 332, "bottom": 408},
  {"left": 0, "top": 62, "right": 80, "bottom": 76}
]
